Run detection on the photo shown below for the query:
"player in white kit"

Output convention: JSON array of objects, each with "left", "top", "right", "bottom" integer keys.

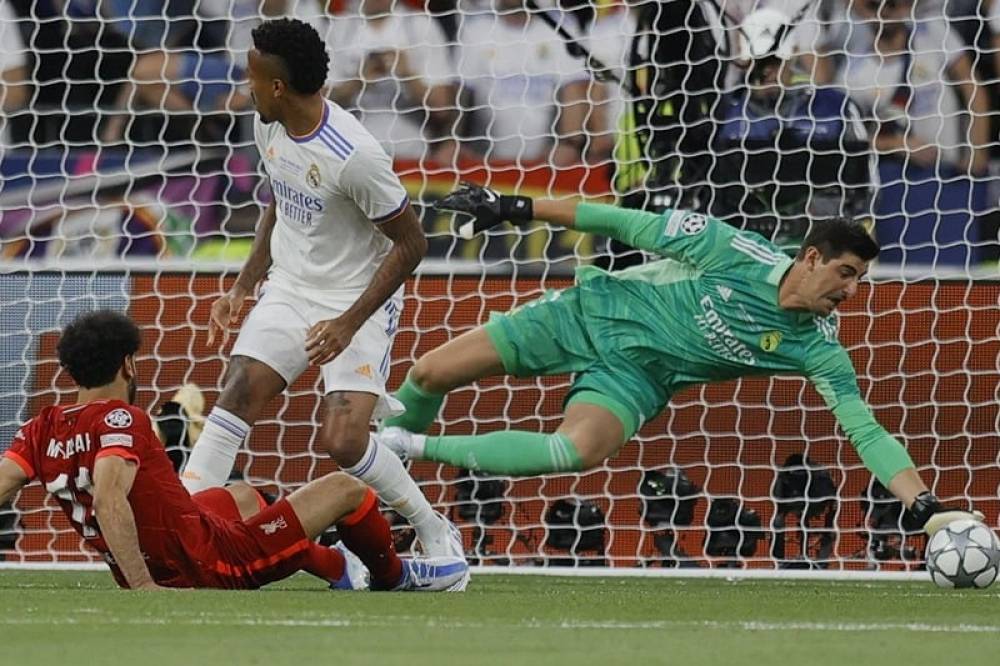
[{"left": 181, "top": 18, "right": 467, "bottom": 588}]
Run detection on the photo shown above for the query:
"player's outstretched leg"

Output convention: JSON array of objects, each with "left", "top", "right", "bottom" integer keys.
[
  {"left": 381, "top": 401, "right": 626, "bottom": 476},
  {"left": 382, "top": 328, "right": 506, "bottom": 433}
]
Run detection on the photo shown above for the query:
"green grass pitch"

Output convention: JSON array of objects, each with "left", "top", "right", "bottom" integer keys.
[{"left": 3, "top": 571, "right": 999, "bottom": 665}]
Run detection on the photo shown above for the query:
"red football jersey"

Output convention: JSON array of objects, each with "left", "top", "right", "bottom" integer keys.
[{"left": 5, "top": 399, "right": 217, "bottom": 586}]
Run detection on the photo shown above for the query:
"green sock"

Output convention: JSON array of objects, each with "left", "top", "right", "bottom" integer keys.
[
  {"left": 424, "top": 431, "right": 583, "bottom": 475},
  {"left": 382, "top": 372, "right": 444, "bottom": 433}
]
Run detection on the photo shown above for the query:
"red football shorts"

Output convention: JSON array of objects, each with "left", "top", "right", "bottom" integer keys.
[{"left": 175, "top": 490, "right": 312, "bottom": 589}]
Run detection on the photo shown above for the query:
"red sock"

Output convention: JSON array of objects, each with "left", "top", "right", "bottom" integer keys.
[
  {"left": 302, "top": 543, "right": 346, "bottom": 583},
  {"left": 337, "top": 488, "right": 403, "bottom": 589}
]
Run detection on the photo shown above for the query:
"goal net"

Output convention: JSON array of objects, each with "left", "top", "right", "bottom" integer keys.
[{"left": 1, "top": 0, "right": 997, "bottom": 574}]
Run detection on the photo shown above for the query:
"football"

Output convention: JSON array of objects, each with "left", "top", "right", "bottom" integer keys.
[{"left": 925, "top": 519, "right": 1000, "bottom": 589}]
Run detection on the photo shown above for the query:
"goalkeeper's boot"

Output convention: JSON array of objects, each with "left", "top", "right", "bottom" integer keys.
[
  {"left": 329, "top": 541, "right": 370, "bottom": 591},
  {"left": 379, "top": 426, "right": 426, "bottom": 462},
  {"left": 387, "top": 556, "right": 469, "bottom": 592}
]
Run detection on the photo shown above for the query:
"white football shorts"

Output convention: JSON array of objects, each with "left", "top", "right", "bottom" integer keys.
[{"left": 230, "top": 281, "right": 404, "bottom": 420}]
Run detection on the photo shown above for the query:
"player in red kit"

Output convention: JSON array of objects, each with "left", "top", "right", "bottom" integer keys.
[{"left": 0, "top": 310, "right": 467, "bottom": 591}]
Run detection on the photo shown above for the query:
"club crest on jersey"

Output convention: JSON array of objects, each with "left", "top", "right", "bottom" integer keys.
[
  {"left": 681, "top": 213, "right": 707, "bottom": 236},
  {"left": 259, "top": 516, "right": 288, "bottom": 535},
  {"left": 306, "top": 163, "right": 321, "bottom": 189},
  {"left": 104, "top": 408, "right": 133, "bottom": 429},
  {"left": 760, "top": 331, "right": 782, "bottom": 353}
]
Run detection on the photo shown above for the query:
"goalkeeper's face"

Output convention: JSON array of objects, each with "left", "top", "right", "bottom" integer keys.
[{"left": 802, "top": 248, "right": 869, "bottom": 315}]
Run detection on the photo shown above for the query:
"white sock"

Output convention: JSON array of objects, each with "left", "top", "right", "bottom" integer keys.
[
  {"left": 410, "top": 433, "right": 427, "bottom": 459},
  {"left": 344, "top": 435, "right": 439, "bottom": 538},
  {"left": 180, "top": 407, "right": 250, "bottom": 493}
]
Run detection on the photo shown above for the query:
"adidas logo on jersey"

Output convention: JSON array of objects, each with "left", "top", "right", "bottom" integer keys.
[
  {"left": 259, "top": 516, "right": 288, "bottom": 535},
  {"left": 716, "top": 285, "right": 733, "bottom": 302},
  {"left": 354, "top": 364, "right": 373, "bottom": 379}
]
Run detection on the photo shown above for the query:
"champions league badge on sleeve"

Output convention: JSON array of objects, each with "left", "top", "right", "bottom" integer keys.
[
  {"left": 104, "top": 408, "right": 133, "bottom": 429},
  {"left": 681, "top": 213, "right": 707, "bottom": 235}
]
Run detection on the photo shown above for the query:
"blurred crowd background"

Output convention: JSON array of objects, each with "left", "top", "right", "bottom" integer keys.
[{"left": 0, "top": 0, "right": 998, "bottom": 272}]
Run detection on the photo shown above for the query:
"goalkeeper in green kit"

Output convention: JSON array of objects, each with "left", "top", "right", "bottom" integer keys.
[{"left": 379, "top": 184, "right": 980, "bottom": 535}]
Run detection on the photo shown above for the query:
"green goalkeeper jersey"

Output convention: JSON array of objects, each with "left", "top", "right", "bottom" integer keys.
[{"left": 573, "top": 202, "right": 913, "bottom": 484}]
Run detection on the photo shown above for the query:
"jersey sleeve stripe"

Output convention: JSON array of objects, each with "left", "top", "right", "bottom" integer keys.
[
  {"left": 320, "top": 128, "right": 354, "bottom": 158},
  {"left": 371, "top": 195, "right": 409, "bottom": 224},
  {"left": 320, "top": 125, "right": 353, "bottom": 151},
  {"left": 322, "top": 124, "right": 355, "bottom": 151},
  {"left": 318, "top": 132, "right": 350, "bottom": 160},
  {"left": 731, "top": 236, "right": 780, "bottom": 265},
  {"left": 95, "top": 448, "right": 141, "bottom": 466},
  {"left": 3, "top": 450, "right": 35, "bottom": 480}
]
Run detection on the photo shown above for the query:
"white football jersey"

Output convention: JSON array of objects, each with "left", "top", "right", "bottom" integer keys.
[{"left": 254, "top": 100, "right": 409, "bottom": 295}]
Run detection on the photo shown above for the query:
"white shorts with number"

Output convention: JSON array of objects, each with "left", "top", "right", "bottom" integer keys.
[{"left": 230, "top": 281, "right": 404, "bottom": 420}]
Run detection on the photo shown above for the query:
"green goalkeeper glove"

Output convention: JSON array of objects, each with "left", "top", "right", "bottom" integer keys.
[
  {"left": 908, "top": 491, "right": 985, "bottom": 535},
  {"left": 434, "top": 183, "right": 534, "bottom": 239}
]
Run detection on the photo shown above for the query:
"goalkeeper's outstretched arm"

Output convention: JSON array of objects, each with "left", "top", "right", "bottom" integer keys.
[
  {"left": 435, "top": 183, "right": 663, "bottom": 248},
  {"left": 808, "top": 350, "right": 984, "bottom": 536}
]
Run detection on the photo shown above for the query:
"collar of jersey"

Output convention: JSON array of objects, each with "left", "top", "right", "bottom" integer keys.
[
  {"left": 287, "top": 102, "right": 330, "bottom": 143},
  {"left": 765, "top": 255, "right": 794, "bottom": 287},
  {"left": 766, "top": 256, "right": 811, "bottom": 324}
]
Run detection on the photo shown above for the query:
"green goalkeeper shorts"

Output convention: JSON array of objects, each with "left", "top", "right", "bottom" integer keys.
[{"left": 482, "top": 287, "right": 671, "bottom": 440}]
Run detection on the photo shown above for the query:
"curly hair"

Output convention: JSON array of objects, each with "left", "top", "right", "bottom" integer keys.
[
  {"left": 57, "top": 310, "right": 141, "bottom": 388},
  {"left": 252, "top": 18, "right": 330, "bottom": 95}
]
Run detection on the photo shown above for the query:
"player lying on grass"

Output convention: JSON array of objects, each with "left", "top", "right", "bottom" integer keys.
[
  {"left": 381, "top": 184, "right": 981, "bottom": 535},
  {"left": 0, "top": 310, "right": 467, "bottom": 591}
]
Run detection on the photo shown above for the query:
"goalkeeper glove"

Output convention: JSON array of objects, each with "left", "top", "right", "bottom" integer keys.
[
  {"left": 908, "top": 491, "right": 985, "bottom": 536},
  {"left": 434, "top": 183, "right": 534, "bottom": 239}
]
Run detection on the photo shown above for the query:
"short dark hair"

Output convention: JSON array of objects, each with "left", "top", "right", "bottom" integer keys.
[
  {"left": 252, "top": 18, "right": 329, "bottom": 95},
  {"left": 796, "top": 218, "right": 880, "bottom": 262},
  {"left": 57, "top": 310, "right": 141, "bottom": 388}
]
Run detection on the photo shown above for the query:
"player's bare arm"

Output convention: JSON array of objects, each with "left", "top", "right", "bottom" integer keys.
[
  {"left": 207, "top": 199, "right": 278, "bottom": 347},
  {"left": 305, "top": 204, "right": 427, "bottom": 365},
  {"left": 92, "top": 455, "right": 161, "bottom": 590},
  {"left": 0, "top": 457, "right": 28, "bottom": 506}
]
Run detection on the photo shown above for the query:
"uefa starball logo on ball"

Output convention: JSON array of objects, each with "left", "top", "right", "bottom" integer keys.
[{"left": 925, "top": 519, "right": 1000, "bottom": 589}]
